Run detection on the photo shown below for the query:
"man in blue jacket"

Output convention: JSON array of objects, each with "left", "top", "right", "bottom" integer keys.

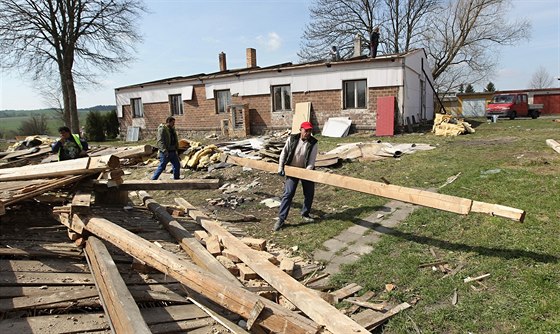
[
  {"left": 274, "top": 121, "right": 318, "bottom": 231},
  {"left": 51, "top": 126, "right": 88, "bottom": 161}
]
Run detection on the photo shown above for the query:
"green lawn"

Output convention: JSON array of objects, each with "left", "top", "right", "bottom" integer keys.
[{"left": 261, "top": 117, "right": 559, "bottom": 333}]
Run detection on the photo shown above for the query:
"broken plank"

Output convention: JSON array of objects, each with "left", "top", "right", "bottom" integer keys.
[
  {"left": 332, "top": 283, "right": 363, "bottom": 302},
  {"left": 85, "top": 236, "right": 151, "bottom": 334},
  {"left": 246, "top": 300, "right": 266, "bottom": 330},
  {"left": 355, "top": 302, "right": 412, "bottom": 330},
  {"left": 71, "top": 190, "right": 92, "bottom": 215},
  {"left": 176, "top": 198, "right": 370, "bottom": 334},
  {"left": 346, "top": 291, "right": 376, "bottom": 315},
  {"left": 64, "top": 213, "right": 321, "bottom": 334},
  {"left": 470, "top": 201, "right": 525, "bottom": 222},
  {"left": 345, "top": 298, "right": 387, "bottom": 311}
]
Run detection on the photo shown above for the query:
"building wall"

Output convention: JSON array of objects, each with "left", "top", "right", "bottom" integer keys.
[
  {"left": 119, "top": 84, "right": 400, "bottom": 137},
  {"left": 534, "top": 93, "right": 560, "bottom": 114}
]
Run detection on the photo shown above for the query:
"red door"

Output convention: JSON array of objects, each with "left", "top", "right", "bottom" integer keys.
[{"left": 376, "top": 96, "right": 395, "bottom": 136}]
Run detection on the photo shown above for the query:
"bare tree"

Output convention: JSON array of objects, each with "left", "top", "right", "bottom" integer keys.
[
  {"left": 528, "top": 66, "right": 554, "bottom": 89},
  {"left": 422, "top": 0, "right": 530, "bottom": 91},
  {"left": 0, "top": 0, "right": 146, "bottom": 133},
  {"left": 299, "top": 0, "right": 530, "bottom": 93}
]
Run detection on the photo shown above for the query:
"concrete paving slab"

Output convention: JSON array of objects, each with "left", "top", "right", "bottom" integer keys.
[
  {"left": 334, "top": 229, "right": 364, "bottom": 243},
  {"left": 323, "top": 238, "right": 347, "bottom": 252}
]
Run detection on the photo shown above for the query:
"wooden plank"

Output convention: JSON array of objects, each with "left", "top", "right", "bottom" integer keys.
[
  {"left": 62, "top": 213, "right": 321, "bottom": 334},
  {"left": 85, "top": 236, "right": 151, "bottom": 334},
  {"left": 280, "top": 258, "right": 295, "bottom": 275},
  {"left": 0, "top": 286, "right": 99, "bottom": 311},
  {"left": 354, "top": 302, "right": 412, "bottom": 330},
  {"left": 0, "top": 247, "right": 83, "bottom": 259},
  {"left": 95, "top": 178, "right": 220, "bottom": 190},
  {"left": 546, "top": 139, "right": 560, "bottom": 154},
  {"left": 137, "top": 191, "right": 243, "bottom": 288},
  {"left": 470, "top": 201, "right": 526, "bottom": 222},
  {"left": 176, "top": 198, "right": 370, "bottom": 334},
  {"left": 71, "top": 190, "right": 92, "bottom": 215},
  {"left": 345, "top": 298, "right": 386, "bottom": 311},
  {"left": 2, "top": 175, "right": 86, "bottom": 209},
  {"left": 246, "top": 300, "right": 265, "bottom": 330},
  {"left": 226, "top": 155, "right": 526, "bottom": 221},
  {"left": 332, "top": 283, "right": 362, "bottom": 302},
  {"left": 0, "top": 155, "right": 119, "bottom": 181},
  {"left": 241, "top": 237, "right": 267, "bottom": 251},
  {"left": 346, "top": 291, "right": 376, "bottom": 314},
  {"left": 0, "top": 304, "right": 212, "bottom": 334}
]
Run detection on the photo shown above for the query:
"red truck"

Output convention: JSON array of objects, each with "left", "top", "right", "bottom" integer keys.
[{"left": 485, "top": 93, "right": 543, "bottom": 120}]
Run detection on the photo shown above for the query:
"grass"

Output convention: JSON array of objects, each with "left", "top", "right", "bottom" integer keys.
[
  {"left": 128, "top": 116, "right": 559, "bottom": 333},
  {"left": 316, "top": 117, "right": 559, "bottom": 333}
]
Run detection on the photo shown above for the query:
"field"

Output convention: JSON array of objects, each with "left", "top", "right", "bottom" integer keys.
[{"left": 140, "top": 116, "right": 559, "bottom": 333}]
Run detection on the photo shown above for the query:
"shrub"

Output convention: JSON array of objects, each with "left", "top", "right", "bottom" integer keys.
[{"left": 19, "top": 115, "right": 48, "bottom": 135}]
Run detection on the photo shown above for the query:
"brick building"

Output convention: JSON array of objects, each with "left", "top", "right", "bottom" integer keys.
[{"left": 115, "top": 48, "right": 434, "bottom": 138}]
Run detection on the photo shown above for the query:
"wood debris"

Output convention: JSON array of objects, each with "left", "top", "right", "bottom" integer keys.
[{"left": 432, "top": 113, "right": 475, "bottom": 136}]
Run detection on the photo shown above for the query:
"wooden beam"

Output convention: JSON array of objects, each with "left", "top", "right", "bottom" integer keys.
[
  {"left": 60, "top": 213, "right": 321, "bottom": 334},
  {"left": 175, "top": 198, "right": 370, "bottom": 334},
  {"left": 354, "top": 302, "right": 412, "bottom": 330},
  {"left": 226, "top": 155, "right": 525, "bottom": 221},
  {"left": 71, "top": 190, "right": 92, "bottom": 215},
  {"left": 94, "top": 178, "right": 220, "bottom": 190},
  {"left": 0, "top": 155, "right": 119, "bottom": 181},
  {"left": 137, "top": 191, "right": 242, "bottom": 287},
  {"left": 546, "top": 139, "right": 560, "bottom": 154},
  {"left": 85, "top": 236, "right": 151, "bottom": 334}
]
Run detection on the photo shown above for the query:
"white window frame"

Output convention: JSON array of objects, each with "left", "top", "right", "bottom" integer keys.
[
  {"left": 215, "top": 89, "right": 231, "bottom": 114},
  {"left": 169, "top": 94, "right": 183, "bottom": 116},
  {"left": 131, "top": 98, "right": 143, "bottom": 118},
  {"left": 343, "top": 79, "right": 367, "bottom": 109},
  {"left": 272, "top": 85, "right": 292, "bottom": 112}
]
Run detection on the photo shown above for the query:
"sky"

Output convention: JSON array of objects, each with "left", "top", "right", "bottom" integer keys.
[{"left": 0, "top": 0, "right": 558, "bottom": 110}]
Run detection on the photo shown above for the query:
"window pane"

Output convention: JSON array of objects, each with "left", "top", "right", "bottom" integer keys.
[
  {"left": 345, "top": 82, "right": 355, "bottom": 108},
  {"left": 282, "top": 86, "right": 291, "bottom": 110},
  {"left": 357, "top": 80, "right": 366, "bottom": 108},
  {"left": 273, "top": 87, "right": 282, "bottom": 111},
  {"left": 170, "top": 94, "right": 183, "bottom": 115},
  {"left": 216, "top": 90, "right": 231, "bottom": 113}
]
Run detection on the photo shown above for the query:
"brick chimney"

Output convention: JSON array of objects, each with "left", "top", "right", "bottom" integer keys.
[
  {"left": 219, "top": 52, "right": 227, "bottom": 71},
  {"left": 246, "top": 48, "right": 257, "bottom": 68}
]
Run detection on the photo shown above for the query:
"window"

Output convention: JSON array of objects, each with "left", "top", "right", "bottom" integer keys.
[
  {"left": 272, "top": 85, "right": 291, "bottom": 111},
  {"left": 169, "top": 94, "right": 183, "bottom": 115},
  {"left": 131, "top": 98, "right": 143, "bottom": 117},
  {"left": 215, "top": 90, "right": 231, "bottom": 113},
  {"left": 343, "top": 80, "right": 367, "bottom": 109}
]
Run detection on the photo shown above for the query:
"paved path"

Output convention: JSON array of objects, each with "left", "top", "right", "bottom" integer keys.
[{"left": 313, "top": 200, "right": 417, "bottom": 276}]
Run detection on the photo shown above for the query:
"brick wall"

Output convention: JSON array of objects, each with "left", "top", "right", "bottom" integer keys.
[{"left": 120, "top": 84, "right": 400, "bottom": 136}]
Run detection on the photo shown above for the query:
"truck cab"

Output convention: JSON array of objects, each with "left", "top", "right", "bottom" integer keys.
[{"left": 485, "top": 93, "right": 541, "bottom": 119}]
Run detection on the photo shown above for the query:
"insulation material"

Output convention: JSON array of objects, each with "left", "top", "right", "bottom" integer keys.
[
  {"left": 432, "top": 114, "right": 475, "bottom": 136},
  {"left": 322, "top": 117, "right": 352, "bottom": 137}
]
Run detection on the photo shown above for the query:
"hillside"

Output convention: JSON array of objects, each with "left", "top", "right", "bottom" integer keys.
[{"left": 0, "top": 105, "right": 116, "bottom": 118}]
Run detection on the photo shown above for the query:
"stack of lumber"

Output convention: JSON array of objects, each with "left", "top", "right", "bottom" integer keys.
[
  {"left": 0, "top": 155, "right": 119, "bottom": 215},
  {"left": 432, "top": 113, "right": 475, "bottom": 136}
]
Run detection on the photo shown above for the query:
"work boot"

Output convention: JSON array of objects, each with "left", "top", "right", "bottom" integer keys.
[
  {"left": 273, "top": 218, "right": 284, "bottom": 231},
  {"left": 301, "top": 215, "right": 315, "bottom": 223}
]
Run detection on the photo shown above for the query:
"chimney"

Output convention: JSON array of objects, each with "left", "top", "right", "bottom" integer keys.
[
  {"left": 219, "top": 52, "right": 227, "bottom": 71},
  {"left": 353, "top": 34, "right": 362, "bottom": 57},
  {"left": 246, "top": 48, "right": 257, "bottom": 68}
]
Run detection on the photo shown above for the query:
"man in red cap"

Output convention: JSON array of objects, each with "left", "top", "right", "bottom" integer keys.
[{"left": 274, "top": 121, "right": 318, "bottom": 231}]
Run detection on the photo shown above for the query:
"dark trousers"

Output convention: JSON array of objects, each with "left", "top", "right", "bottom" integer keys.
[
  {"left": 278, "top": 176, "right": 315, "bottom": 222},
  {"left": 152, "top": 151, "right": 180, "bottom": 180}
]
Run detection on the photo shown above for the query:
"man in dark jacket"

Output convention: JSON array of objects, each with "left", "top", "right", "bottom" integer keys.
[
  {"left": 51, "top": 126, "right": 88, "bottom": 161},
  {"left": 274, "top": 121, "right": 318, "bottom": 231},
  {"left": 152, "top": 116, "right": 181, "bottom": 180}
]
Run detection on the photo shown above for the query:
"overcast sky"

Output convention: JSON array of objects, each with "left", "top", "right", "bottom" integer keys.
[{"left": 0, "top": 0, "right": 558, "bottom": 110}]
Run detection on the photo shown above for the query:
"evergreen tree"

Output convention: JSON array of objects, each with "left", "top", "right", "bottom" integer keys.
[
  {"left": 458, "top": 84, "right": 464, "bottom": 93},
  {"left": 484, "top": 82, "right": 496, "bottom": 92},
  {"left": 104, "top": 110, "right": 120, "bottom": 139},
  {"left": 85, "top": 111, "right": 106, "bottom": 142},
  {"left": 465, "top": 84, "right": 475, "bottom": 93}
]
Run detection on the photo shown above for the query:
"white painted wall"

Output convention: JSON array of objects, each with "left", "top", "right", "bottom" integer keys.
[
  {"left": 115, "top": 84, "right": 193, "bottom": 117},
  {"left": 402, "top": 50, "right": 434, "bottom": 124}
]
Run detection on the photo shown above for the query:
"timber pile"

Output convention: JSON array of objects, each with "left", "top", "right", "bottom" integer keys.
[{"left": 432, "top": 113, "right": 475, "bottom": 136}]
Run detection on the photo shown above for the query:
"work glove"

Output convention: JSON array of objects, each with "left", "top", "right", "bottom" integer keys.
[{"left": 278, "top": 169, "right": 285, "bottom": 177}]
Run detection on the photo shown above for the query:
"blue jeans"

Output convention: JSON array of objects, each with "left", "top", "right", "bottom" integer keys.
[
  {"left": 278, "top": 176, "right": 315, "bottom": 222},
  {"left": 152, "top": 151, "right": 181, "bottom": 180}
]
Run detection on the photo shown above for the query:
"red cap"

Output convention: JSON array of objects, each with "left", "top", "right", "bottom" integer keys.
[{"left": 300, "top": 121, "right": 313, "bottom": 130}]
